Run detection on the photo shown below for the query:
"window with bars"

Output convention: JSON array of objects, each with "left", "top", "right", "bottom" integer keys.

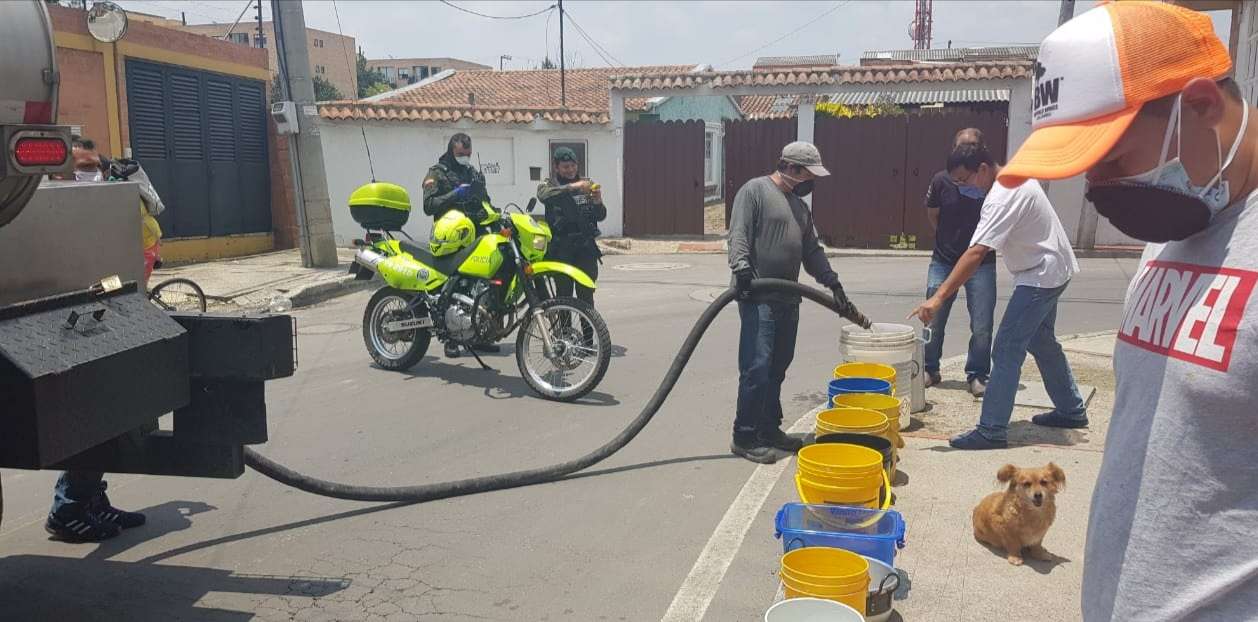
[{"left": 228, "top": 32, "right": 248, "bottom": 45}]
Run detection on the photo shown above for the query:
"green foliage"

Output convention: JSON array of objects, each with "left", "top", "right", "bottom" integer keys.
[
  {"left": 540, "top": 57, "right": 557, "bottom": 70},
  {"left": 313, "top": 76, "right": 344, "bottom": 102},
  {"left": 815, "top": 99, "right": 907, "bottom": 119},
  {"left": 356, "top": 50, "right": 393, "bottom": 98}
]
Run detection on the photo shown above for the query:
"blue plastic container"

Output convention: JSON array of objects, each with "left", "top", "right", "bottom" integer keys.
[
  {"left": 827, "top": 377, "right": 892, "bottom": 406},
  {"left": 774, "top": 502, "right": 906, "bottom": 567}
]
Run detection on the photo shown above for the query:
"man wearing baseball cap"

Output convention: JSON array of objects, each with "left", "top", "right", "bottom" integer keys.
[
  {"left": 1002, "top": 2, "right": 1258, "bottom": 619},
  {"left": 727, "top": 141, "right": 871, "bottom": 463}
]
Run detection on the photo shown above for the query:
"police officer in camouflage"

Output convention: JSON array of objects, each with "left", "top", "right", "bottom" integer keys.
[
  {"left": 537, "top": 146, "right": 605, "bottom": 304},
  {"left": 422, "top": 133, "right": 491, "bottom": 228},
  {"left": 422, "top": 133, "right": 499, "bottom": 357}
]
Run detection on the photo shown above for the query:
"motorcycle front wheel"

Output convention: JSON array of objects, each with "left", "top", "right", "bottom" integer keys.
[
  {"left": 363, "top": 286, "right": 431, "bottom": 370},
  {"left": 515, "top": 297, "right": 611, "bottom": 402}
]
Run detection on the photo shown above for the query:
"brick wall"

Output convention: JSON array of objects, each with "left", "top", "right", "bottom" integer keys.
[
  {"left": 54, "top": 48, "right": 112, "bottom": 154},
  {"left": 268, "top": 119, "right": 299, "bottom": 249}
]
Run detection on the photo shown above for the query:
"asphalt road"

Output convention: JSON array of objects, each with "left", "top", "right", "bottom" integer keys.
[{"left": 0, "top": 253, "right": 1138, "bottom": 621}]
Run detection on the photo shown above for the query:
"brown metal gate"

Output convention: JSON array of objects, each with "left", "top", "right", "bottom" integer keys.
[
  {"left": 812, "top": 109, "right": 1009, "bottom": 247},
  {"left": 623, "top": 119, "right": 706, "bottom": 236},
  {"left": 723, "top": 117, "right": 795, "bottom": 225}
]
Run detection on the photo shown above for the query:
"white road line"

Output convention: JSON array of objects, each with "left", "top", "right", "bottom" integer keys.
[{"left": 659, "top": 406, "right": 821, "bottom": 622}]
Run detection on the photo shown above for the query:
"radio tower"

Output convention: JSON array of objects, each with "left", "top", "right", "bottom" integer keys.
[{"left": 909, "top": 0, "right": 933, "bottom": 50}]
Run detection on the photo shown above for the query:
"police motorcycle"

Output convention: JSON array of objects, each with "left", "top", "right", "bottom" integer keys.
[{"left": 348, "top": 183, "right": 611, "bottom": 402}]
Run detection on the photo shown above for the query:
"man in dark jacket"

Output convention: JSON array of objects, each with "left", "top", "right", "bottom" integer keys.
[
  {"left": 537, "top": 146, "right": 606, "bottom": 304},
  {"left": 727, "top": 141, "right": 872, "bottom": 464},
  {"left": 422, "top": 133, "right": 490, "bottom": 226}
]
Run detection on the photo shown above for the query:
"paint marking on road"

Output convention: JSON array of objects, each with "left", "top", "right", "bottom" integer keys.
[{"left": 659, "top": 406, "right": 820, "bottom": 622}]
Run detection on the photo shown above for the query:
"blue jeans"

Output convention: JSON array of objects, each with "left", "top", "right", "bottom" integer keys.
[
  {"left": 50, "top": 470, "right": 103, "bottom": 514},
  {"left": 735, "top": 301, "right": 800, "bottom": 435},
  {"left": 925, "top": 259, "right": 996, "bottom": 381},
  {"left": 977, "top": 282, "right": 1087, "bottom": 441}
]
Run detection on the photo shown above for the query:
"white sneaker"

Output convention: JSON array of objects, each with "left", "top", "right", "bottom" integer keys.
[{"left": 969, "top": 378, "right": 987, "bottom": 397}]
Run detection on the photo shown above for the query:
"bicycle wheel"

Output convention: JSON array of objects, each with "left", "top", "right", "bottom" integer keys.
[{"left": 149, "top": 277, "right": 207, "bottom": 312}]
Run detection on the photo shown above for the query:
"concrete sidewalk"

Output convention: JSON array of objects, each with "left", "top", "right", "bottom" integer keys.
[
  {"left": 151, "top": 247, "right": 367, "bottom": 312},
  {"left": 868, "top": 331, "right": 1116, "bottom": 621}
]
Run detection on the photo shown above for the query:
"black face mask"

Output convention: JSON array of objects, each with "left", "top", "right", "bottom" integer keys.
[
  {"left": 791, "top": 180, "right": 815, "bottom": 197},
  {"left": 1085, "top": 183, "right": 1214, "bottom": 243}
]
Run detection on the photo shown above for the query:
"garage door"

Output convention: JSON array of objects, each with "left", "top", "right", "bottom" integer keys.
[{"left": 126, "top": 59, "right": 270, "bottom": 239}]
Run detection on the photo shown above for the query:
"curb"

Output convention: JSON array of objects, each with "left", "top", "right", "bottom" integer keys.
[{"left": 288, "top": 274, "right": 375, "bottom": 309}]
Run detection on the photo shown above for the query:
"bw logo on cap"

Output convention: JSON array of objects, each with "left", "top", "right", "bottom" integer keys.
[{"left": 1002, "top": 1, "right": 1233, "bottom": 184}]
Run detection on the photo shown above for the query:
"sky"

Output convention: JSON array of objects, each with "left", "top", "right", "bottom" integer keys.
[{"left": 114, "top": 0, "right": 1232, "bottom": 72}]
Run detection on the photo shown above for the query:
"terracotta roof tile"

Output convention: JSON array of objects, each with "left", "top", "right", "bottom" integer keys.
[{"left": 611, "top": 62, "right": 1031, "bottom": 91}]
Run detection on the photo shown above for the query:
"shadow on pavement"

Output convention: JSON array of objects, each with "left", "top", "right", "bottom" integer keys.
[
  {"left": 561, "top": 453, "right": 738, "bottom": 482},
  {"left": 0, "top": 554, "right": 348, "bottom": 621},
  {"left": 395, "top": 357, "right": 621, "bottom": 406},
  {"left": 84, "top": 500, "right": 216, "bottom": 561},
  {"left": 976, "top": 540, "right": 1072, "bottom": 575},
  {"left": 1007, "top": 419, "right": 1088, "bottom": 447}
]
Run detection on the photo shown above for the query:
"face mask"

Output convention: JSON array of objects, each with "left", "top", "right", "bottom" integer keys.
[
  {"left": 1086, "top": 94, "right": 1249, "bottom": 242},
  {"left": 780, "top": 171, "right": 814, "bottom": 197},
  {"left": 75, "top": 170, "right": 103, "bottom": 182},
  {"left": 455, "top": 155, "right": 471, "bottom": 166},
  {"left": 958, "top": 184, "right": 986, "bottom": 201}
]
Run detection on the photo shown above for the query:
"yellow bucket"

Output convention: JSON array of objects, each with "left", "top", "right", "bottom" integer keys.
[
  {"left": 782, "top": 584, "right": 868, "bottom": 614},
  {"left": 780, "top": 567, "right": 869, "bottom": 594},
  {"left": 797, "top": 443, "right": 884, "bottom": 474},
  {"left": 833, "top": 362, "right": 897, "bottom": 392},
  {"left": 797, "top": 461, "right": 883, "bottom": 487},
  {"left": 781, "top": 547, "right": 870, "bottom": 583},
  {"left": 796, "top": 472, "right": 891, "bottom": 509},
  {"left": 815, "top": 407, "right": 889, "bottom": 437},
  {"left": 831, "top": 393, "right": 905, "bottom": 449}
]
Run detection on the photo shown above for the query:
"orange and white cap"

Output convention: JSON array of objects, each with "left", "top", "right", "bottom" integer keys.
[{"left": 1000, "top": 1, "right": 1232, "bottom": 183}]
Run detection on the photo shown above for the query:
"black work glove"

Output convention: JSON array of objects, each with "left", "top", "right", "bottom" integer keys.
[
  {"left": 734, "top": 268, "right": 754, "bottom": 300},
  {"left": 830, "top": 281, "right": 872, "bottom": 329}
]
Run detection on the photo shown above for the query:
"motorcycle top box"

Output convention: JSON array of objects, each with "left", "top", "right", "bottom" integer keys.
[{"left": 348, "top": 182, "right": 411, "bottom": 231}]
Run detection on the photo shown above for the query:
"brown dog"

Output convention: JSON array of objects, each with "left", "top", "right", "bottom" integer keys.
[{"left": 972, "top": 463, "right": 1065, "bottom": 565}]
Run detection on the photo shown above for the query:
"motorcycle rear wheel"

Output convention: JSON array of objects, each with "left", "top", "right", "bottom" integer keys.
[
  {"left": 515, "top": 297, "right": 611, "bottom": 402},
  {"left": 363, "top": 286, "right": 431, "bottom": 370}
]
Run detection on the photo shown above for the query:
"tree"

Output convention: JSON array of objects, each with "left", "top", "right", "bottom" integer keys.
[
  {"left": 313, "top": 76, "right": 344, "bottom": 102},
  {"left": 540, "top": 57, "right": 557, "bottom": 69},
  {"left": 356, "top": 50, "right": 394, "bottom": 98}
]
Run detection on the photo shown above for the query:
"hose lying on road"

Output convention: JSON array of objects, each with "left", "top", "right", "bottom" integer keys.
[{"left": 243, "top": 279, "right": 868, "bottom": 503}]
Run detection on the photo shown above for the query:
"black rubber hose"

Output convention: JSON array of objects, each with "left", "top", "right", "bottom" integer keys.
[{"left": 243, "top": 279, "right": 864, "bottom": 503}]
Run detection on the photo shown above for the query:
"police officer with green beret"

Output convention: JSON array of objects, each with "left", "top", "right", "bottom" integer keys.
[
  {"left": 537, "top": 146, "right": 606, "bottom": 304},
  {"left": 422, "top": 133, "right": 491, "bottom": 226}
]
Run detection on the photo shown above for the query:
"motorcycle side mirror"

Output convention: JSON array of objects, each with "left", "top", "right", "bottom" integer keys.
[{"left": 527, "top": 198, "right": 537, "bottom": 213}]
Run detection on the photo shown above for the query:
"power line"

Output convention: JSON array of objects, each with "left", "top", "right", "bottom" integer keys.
[
  {"left": 330, "top": 0, "right": 376, "bottom": 181},
  {"left": 438, "top": 1, "right": 555, "bottom": 20},
  {"left": 718, "top": 1, "right": 852, "bottom": 68},
  {"left": 563, "top": 9, "right": 623, "bottom": 67}
]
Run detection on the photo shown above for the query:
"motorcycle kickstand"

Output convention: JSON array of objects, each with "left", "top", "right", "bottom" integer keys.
[{"left": 461, "top": 342, "right": 494, "bottom": 371}]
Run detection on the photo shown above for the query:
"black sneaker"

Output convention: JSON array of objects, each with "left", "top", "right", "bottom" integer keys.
[
  {"left": 731, "top": 436, "right": 791, "bottom": 464},
  {"left": 45, "top": 504, "right": 121, "bottom": 542},
  {"left": 758, "top": 427, "right": 804, "bottom": 453},
  {"left": 444, "top": 343, "right": 461, "bottom": 358},
  {"left": 89, "top": 482, "right": 146, "bottom": 529}
]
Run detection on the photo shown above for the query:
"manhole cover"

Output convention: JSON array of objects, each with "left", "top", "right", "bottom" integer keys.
[
  {"left": 297, "top": 322, "right": 358, "bottom": 335},
  {"left": 611, "top": 262, "right": 690, "bottom": 272}
]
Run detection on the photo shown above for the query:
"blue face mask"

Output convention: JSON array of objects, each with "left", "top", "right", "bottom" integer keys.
[
  {"left": 1107, "top": 93, "right": 1248, "bottom": 216},
  {"left": 957, "top": 183, "right": 986, "bottom": 201}
]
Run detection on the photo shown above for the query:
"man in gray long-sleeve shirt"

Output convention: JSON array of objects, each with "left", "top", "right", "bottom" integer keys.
[{"left": 727, "top": 141, "right": 871, "bottom": 464}]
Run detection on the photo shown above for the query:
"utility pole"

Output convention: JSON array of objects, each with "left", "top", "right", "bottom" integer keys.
[
  {"left": 273, "top": 0, "right": 339, "bottom": 268},
  {"left": 1057, "top": 0, "right": 1076, "bottom": 28},
  {"left": 255, "top": 0, "right": 264, "bottom": 48},
  {"left": 558, "top": 0, "right": 566, "bottom": 108},
  {"left": 499, "top": 54, "right": 511, "bottom": 71}
]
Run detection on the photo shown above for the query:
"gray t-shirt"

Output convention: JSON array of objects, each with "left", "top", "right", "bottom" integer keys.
[
  {"left": 727, "top": 176, "right": 838, "bottom": 303},
  {"left": 1083, "top": 190, "right": 1258, "bottom": 621}
]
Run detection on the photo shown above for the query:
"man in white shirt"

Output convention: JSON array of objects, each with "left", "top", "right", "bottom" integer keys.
[
  {"left": 994, "top": 2, "right": 1258, "bottom": 618},
  {"left": 909, "top": 143, "right": 1087, "bottom": 449}
]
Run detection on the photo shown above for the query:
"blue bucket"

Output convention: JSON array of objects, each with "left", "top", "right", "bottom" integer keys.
[
  {"left": 828, "top": 378, "right": 892, "bottom": 406},
  {"left": 775, "top": 502, "right": 906, "bottom": 567}
]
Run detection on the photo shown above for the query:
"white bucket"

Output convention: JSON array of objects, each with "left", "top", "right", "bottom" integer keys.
[
  {"left": 862, "top": 555, "right": 901, "bottom": 622},
  {"left": 765, "top": 597, "right": 863, "bottom": 622},
  {"left": 839, "top": 323, "right": 930, "bottom": 415}
]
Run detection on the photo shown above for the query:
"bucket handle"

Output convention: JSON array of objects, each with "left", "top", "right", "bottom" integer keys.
[
  {"left": 784, "top": 536, "right": 807, "bottom": 552},
  {"left": 875, "top": 571, "right": 901, "bottom": 596},
  {"left": 908, "top": 359, "right": 921, "bottom": 379},
  {"left": 918, "top": 326, "right": 933, "bottom": 344}
]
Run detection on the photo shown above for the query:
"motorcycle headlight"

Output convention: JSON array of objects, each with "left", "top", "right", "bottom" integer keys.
[{"left": 532, "top": 236, "right": 547, "bottom": 251}]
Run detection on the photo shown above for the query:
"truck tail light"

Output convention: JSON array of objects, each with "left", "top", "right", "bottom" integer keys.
[{"left": 14, "top": 136, "right": 68, "bottom": 166}]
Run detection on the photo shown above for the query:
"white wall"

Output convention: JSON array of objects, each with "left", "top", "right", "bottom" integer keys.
[{"left": 318, "top": 119, "right": 624, "bottom": 246}]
